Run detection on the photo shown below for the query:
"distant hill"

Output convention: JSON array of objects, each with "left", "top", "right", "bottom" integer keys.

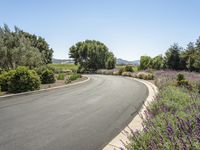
[
  {"left": 52, "top": 58, "right": 74, "bottom": 64},
  {"left": 52, "top": 58, "right": 140, "bottom": 65},
  {"left": 116, "top": 58, "right": 140, "bottom": 65}
]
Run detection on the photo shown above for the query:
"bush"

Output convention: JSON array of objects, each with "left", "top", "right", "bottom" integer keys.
[
  {"left": 35, "top": 65, "right": 55, "bottom": 75},
  {"left": 195, "top": 81, "right": 200, "bottom": 94},
  {"left": 177, "top": 80, "right": 189, "bottom": 86},
  {"left": 122, "top": 72, "right": 132, "bottom": 77},
  {"left": 177, "top": 73, "right": 185, "bottom": 81},
  {"left": 8, "top": 67, "right": 40, "bottom": 93},
  {"left": 118, "top": 68, "right": 125, "bottom": 75},
  {"left": 57, "top": 73, "right": 65, "bottom": 80},
  {"left": 137, "top": 72, "right": 154, "bottom": 80},
  {"left": 0, "top": 70, "right": 15, "bottom": 91},
  {"left": 69, "top": 74, "right": 81, "bottom": 81},
  {"left": 40, "top": 69, "right": 55, "bottom": 84},
  {"left": 176, "top": 73, "right": 192, "bottom": 89},
  {"left": 124, "top": 65, "right": 134, "bottom": 72},
  {"left": 127, "top": 85, "right": 200, "bottom": 150}
]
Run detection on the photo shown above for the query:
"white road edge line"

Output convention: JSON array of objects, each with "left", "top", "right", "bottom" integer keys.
[
  {"left": 0, "top": 76, "right": 90, "bottom": 98},
  {"left": 103, "top": 77, "right": 158, "bottom": 150}
]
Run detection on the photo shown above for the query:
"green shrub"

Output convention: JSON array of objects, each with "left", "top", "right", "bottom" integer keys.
[
  {"left": 8, "top": 67, "right": 40, "bottom": 93},
  {"left": 77, "top": 67, "right": 86, "bottom": 74},
  {"left": 176, "top": 73, "right": 192, "bottom": 89},
  {"left": 122, "top": 72, "right": 132, "bottom": 77},
  {"left": 177, "top": 73, "right": 185, "bottom": 81},
  {"left": 177, "top": 80, "right": 189, "bottom": 86},
  {"left": 35, "top": 65, "right": 55, "bottom": 75},
  {"left": 40, "top": 69, "right": 55, "bottom": 84},
  {"left": 137, "top": 72, "right": 154, "bottom": 80},
  {"left": 69, "top": 74, "right": 81, "bottom": 81},
  {"left": 57, "top": 73, "right": 65, "bottom": 80},
  {"left": 0, "top": 70, "right": 15, "bottom": 91},
  {"left": 124, "top": 65, "right": 134, "bottom": 72},
  {"left": 127, "top": 85, "right": 200, "bottom": 150},
  {"left": 118, "top": 68, "right": 125, "bottom": 75},
  {"left": 195, "top": 81, "right": 200, "bottom": 94}
]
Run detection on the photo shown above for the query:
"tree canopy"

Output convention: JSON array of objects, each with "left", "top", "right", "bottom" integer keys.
[
  {"left": 69, "top": 40, "right": 116, "bottom": 71},
  {"left": 0, "top": 24, "right": 53, "bottom": 70},
  {"left": 139, "top": 37, "right": 200, "bottom": 72}
]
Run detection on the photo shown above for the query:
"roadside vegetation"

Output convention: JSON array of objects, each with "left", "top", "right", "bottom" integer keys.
[
  {"left": 0, "top": 24, "right": 53, "bottom": 70},
  {"left": 126, "top": 73, "right": 200, "bottom": 149},
  {"left": 0, "top": 25, "right": 82, "bottom": 94},
  {"left": 139, "top": 37, "right": 200, "bottom": 72},
  {"left": 48, "top": 64, "right": 78, "bottom": 73},
  {"left": 123, "top": 36, "right": 200, "bottom": 149}
]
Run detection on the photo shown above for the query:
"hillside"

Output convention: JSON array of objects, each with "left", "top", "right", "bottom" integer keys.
[{"left": 116, "top": 58, "right": 140, "bottom": 65}]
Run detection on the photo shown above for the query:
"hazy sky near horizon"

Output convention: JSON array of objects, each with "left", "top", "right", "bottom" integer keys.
[{"left": 1, "top": 0, "right": 200, "bottom": 60}]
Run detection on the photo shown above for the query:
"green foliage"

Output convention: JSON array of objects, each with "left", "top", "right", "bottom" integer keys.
[
  {"left": 140, "top": 56, "right": 152, "bottom": 70},
  {"left": 105, "top": 52, "right": 116, "bottom": 69},
  {"left": 118, "top": 67, "right": 125, "bottom": 75},
  {"left": 8, "top": 67, "right": 40, "bottom": 93},
  {"left": 127, "top": 86, "right": 200, "bottom": 150},
  {"left": 137, "top": 72, "right": 154, "bottom": 80},
  {"left": 40, "top": 69, "right": 55, "bottom": 84},
  {"left": 165, "top": 44, "right": 182, "bottom": 70},
  {"left": 177, "top": 79, "right": 189, "bottom": 86},
  {"left": 0, "top": 24, "right": 53, "bottom": 70},
  {"left": 34, "top": 65, "right": 55, "bottom": 75},
  {"left": 177, "top": 73, "right": 185, "bottom": 81},
  {"left": 0, "top": 70, "right": 15, "bottom": 91},
  {"left": 68, "top": 74, "right": 81, "bottom": 81},
  {"left": 139, "top": 37, "right": 200, "bottom": 72},
  {"left": 69, "top": 40, "right": 116, "bottom": 72},
  {"left": 48, "top": 64, "right": 78, "bottom": 74},
  {"left": 176, "top": 73, "right": 192, "bottom": 89},
  {"left": 124, "top": 65, "right": 134, "bottom": 72},
  {"left": 152, "top": 55, "right": 165, "bottom": 70},
  {"left": 194, "top": 81, "right": 200, "bottom": 94},
  {"left": 57, "top": 73, "right": 65, "bottom": 80}
]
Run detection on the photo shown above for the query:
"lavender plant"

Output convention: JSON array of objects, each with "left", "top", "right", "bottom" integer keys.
[{"left": 127, "top": 75, "right": 200, "bottom": 150}]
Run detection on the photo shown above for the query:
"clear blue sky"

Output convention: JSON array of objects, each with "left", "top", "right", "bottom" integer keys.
[{"left": 1, "top": 0, "right": 200, "bottom": 60}]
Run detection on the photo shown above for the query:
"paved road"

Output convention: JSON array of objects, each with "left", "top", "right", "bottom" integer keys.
[{"left": 0, "top": 75, "right": 148, "bottom": 150}]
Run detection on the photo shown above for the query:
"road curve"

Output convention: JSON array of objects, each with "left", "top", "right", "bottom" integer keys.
[{"left": 0, "top": 75, "right": 148, "bottom": 150}]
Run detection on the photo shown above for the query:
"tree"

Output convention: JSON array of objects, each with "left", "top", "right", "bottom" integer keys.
[
  {"left": 105, "top": 52, "right": 116, "bottom": 69},
  {"left": 140, "top": 56, "right": 152, "bottom": 70},
  {"left": 18, "top": 31, "right": 53, "bottom": 64},
  {"left": 69, "top": 40, "right": 116, "bottom": 71},
  {"left": 124, "top": 65, "right": 134, "bottom": 72},
  {"left": 0, "top": 24, "right": 53, "bottom": 70},
  {"left": 165, "top": 43, "right": 182, "bottom": 70},
  {"left": 152, "top": 55, "right": 164, "bottom": 70}
]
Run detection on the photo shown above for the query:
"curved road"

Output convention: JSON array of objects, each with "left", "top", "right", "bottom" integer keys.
[{"left": 0, "top": 75, "right": 148, "bottom": 150}]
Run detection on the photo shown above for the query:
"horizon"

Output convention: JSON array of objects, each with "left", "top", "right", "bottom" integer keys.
[{"left": 1, "top": 0, "right": 200, "bottom": 60}]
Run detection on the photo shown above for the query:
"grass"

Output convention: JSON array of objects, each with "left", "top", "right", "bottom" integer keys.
[
  {"left": 68, "top": 74, "right": 81, "bottom": 81},
  {"left": 57, "top": 73, "right": 65, "bottom": 80},
  {"left": 48, "top": 64, "right": 78, "bottom": 71},
  {"left": 127, "top": 76, "right": 200, "bottom": 149},
  {"left": 116, "top": 65, "right": 138, "bottom": 72}
]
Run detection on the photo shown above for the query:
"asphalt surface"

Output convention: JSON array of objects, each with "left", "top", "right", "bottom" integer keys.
[{"left": 0, "top": 75, "right": 148, "bottom": 150}]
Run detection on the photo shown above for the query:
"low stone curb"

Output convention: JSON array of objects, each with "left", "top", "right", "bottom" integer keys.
[
  {"left": 103, "top": 78, "right": 158, "bottom": 150},
  {"left": 0, "top": 76, "right": 90, "bottom": 99}
]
